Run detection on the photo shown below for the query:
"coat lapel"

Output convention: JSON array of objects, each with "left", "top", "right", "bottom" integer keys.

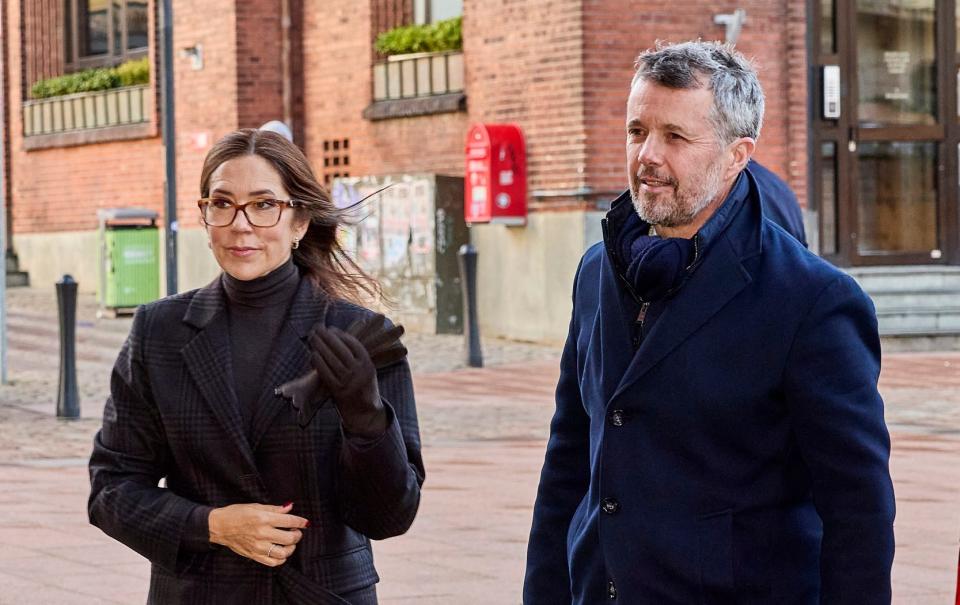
[
  {"left": 247, "top": 279, "right": 330, "bottom": 450},
  {"left": 611, "top": 228, "right": 753, "bottom": 403},
  {"left": 180, "top": 279, "right": 259, "bottom": 477},
  {"left": 587, "top": 251, "right": 643, "bottom": 405}
]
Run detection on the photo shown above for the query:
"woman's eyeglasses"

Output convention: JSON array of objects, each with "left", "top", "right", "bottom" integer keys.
[{"left": 197, "top": 198, "right": 300, "bottom": 227}]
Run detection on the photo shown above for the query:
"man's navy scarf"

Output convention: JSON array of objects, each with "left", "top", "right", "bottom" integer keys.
[{"left": 614, "top": 171, "right": 749, "bottom": 303}]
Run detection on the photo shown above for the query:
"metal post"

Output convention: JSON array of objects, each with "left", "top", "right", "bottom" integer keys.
[
  {"left": 160, "top": 0, "right": 178, "bottom": 295},
  {"left": 0, "top": 0, "right": 8, "bottom": 385},
  {"left": 0, "top": 147, "right": 6, "bottom": 386},
  {"left": 457, "top": 244, "right": 483, "bottom": 368},
  {"left": 56, "top": 275, "right": 80, "bottom": 419}
]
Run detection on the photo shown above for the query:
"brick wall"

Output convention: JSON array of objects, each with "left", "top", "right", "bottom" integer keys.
[
  {"left": 171, "top": 0, "right": 240, "bottom": 227},
  {"left": 300, "top": 0, "right": 371, "bottom": 178},
  {"left": 300, "top": 0, "right": 467, "bottom": 183},
  {"left": 302, "top": 0, "right": 805, "bottom": 215},
  {"left": 235, "top": 0, "right": 285, "bottom": 129},
  {"left": 5, "top": 0, "right": 809, "bottom": 235},
  {"left": 582, "top": 0, "right": 808, "bottom": 208},
  {"left": 21, "top": 0, "right": 64, "bottom": 99},
  {"left": 12, "top": 139, "right": 165, "bottom": 232},
  {"left": 784, "top": 0, "right": 808, "bottom": 208},
  {"left": 5, "top": 0, "right": 300, "bottom": 237},
  {"left": 371, "top": 0, "right": 413, "bottom": 53},
  {"left": 7, "top": 0, "right": 163, "bottom": 235},
  {"left": 464, "top": 0, "right": 588, "bottom": 208},
  {"left": 303, "top": 0, "right": 589, "bottom": 198}
]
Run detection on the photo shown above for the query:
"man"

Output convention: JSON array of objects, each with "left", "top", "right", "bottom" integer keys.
[{"left": 524, "top": 41, "right": 894, "bottom": 604}]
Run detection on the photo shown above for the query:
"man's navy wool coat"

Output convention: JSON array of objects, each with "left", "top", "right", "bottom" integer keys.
[{"left": 524, "top": 169, "right": 896, "bottom": 604}]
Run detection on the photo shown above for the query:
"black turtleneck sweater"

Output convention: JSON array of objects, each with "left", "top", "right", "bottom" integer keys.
[
  {"left": 181, "top": 259, "right": 300, "bottom": 555},
  {"left": 221, "top": 257, "right": 301, "bottom": 438}
]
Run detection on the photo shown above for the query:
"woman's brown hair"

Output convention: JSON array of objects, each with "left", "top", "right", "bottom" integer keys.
[{"left": 200, "top": 128, "right": 381, "bottom": 304}]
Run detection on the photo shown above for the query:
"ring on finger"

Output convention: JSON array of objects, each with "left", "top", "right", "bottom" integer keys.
[{"left": 267, "top": 543, "right": 281, "bottom": 559}]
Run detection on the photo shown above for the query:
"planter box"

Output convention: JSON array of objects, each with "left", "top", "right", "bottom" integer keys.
[
  {"left": 23, "top": 84, "right": 150, "bottom": 137},
  {"left": 373, "top": 51, "right": 463, "bottom": 101}
]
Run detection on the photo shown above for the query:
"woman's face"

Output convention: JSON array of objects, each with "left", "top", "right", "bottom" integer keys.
[{"left": 205, "top": 154, "right": 308, "bottom": 281}]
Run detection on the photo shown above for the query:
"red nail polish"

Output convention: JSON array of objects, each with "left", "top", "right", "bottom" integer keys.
[
  {"left": 283, "top": 501, "right": 293, "bottom": 508},
  {"left": 304, "top": 520, "right": 311, "bottom": 528}
]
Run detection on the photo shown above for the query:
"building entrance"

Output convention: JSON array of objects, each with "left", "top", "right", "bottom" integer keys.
[{"left": 813, "top": 0, "right": 959, "bottom": 265}]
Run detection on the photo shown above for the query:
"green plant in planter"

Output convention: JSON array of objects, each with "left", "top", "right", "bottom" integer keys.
[
  {"left": 374, "top": 16, "right": 462, "bottom": 56},
  {"left": 113, "top": 57, "right": 150, "bottom": 87},
  {"left": 30, "top": 57, "right": 150, "bottom": 99}
]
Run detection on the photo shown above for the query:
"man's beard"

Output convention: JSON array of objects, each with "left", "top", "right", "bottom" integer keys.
[{"left": 630, "top": 159, "right": 725, "bottom": 228}]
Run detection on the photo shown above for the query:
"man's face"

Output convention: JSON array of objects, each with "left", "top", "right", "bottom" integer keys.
[{"left": 625, "top": 79, "right": 731, "bottom": 229}]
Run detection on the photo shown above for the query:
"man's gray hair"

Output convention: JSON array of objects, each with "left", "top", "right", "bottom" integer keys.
[{"left": 632, "top": 41, "right": 764, "bottom": 144}]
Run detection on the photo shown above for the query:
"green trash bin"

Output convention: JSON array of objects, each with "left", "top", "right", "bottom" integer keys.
[{"left": 98, "top": 208, "right": 160, "bottom": 312}]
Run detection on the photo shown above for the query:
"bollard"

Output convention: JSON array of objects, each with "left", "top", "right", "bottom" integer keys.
[
  {"left": 56, "top": 275, "right": 80, "bottom": 419},
  {"left": 457, "top": 244, "right": 483, "bottom": 368}
]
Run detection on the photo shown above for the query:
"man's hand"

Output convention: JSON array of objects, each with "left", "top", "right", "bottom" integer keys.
[
  {"left": 208, "top": 502, "right": 308, "bottom": 567},
  {"left": 308, "top": 325, "right": 387, "bottom": 438}
]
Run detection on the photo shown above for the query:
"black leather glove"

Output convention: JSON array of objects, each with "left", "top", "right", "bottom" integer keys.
[
  {"left": 308, "top": 325, "right": 387, "bottom": 438},
  {"left": 277, "top": 315, "right": 407, "bottom": 430}
]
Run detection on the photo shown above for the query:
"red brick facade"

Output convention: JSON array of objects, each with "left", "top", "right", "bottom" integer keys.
[
  {"left": 7, "top": 0, "right": 163, "bottom": 234},
  {"left": 582, "top": 1, "right": 808, "bottom": 206},
  {"left": 170, "top": 0, "right": 238, "bottom": 223},
  {"left": 2, "top": 1, "right": 808, "bottom": 242},
  {"left": 298, "top": 0, "right": 468, "bottom": 183},
  {"left": 301, "top": 0, "right": 806, "bottom": 212},
  {"left": 465, "top": 0, "right": 589, "bottom": 207}
]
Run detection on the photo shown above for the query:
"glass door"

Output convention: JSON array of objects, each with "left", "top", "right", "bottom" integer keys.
[{"left": 812, "top": 0, "right": 957, "bottom": 265}]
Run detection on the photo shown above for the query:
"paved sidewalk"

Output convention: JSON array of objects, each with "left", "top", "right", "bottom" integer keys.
[{"left": 0, "top": 287, "right": 958, "bottom": 603}]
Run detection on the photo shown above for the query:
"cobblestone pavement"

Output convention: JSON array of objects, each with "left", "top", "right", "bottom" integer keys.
[
  {"left": 0, "top": 287, "right": 559, "bottom": 462},
  {"left": 0, "top": 286, "right": 958, "bottom": 603}
]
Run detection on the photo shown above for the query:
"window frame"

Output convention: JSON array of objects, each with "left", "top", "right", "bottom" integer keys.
[
  {"left": 64, "top": 0, "right": 148, "bottom": 71},
  {"left": 413, "top": 0, "right": 462, "bottom": 25}
]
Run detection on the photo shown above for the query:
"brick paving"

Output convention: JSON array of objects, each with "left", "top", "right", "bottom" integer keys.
[{"left": 0, "top": 287, "right": 957, "bottom": 603}]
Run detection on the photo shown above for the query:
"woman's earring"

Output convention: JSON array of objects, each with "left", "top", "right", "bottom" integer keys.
[{"left": 292, "top": 238, "right": 300, "bottom": 250}]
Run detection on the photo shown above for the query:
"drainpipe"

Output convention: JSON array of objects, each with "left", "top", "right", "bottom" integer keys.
[{"left": 281, "top": 0, "right": 292, "bottom": 133}]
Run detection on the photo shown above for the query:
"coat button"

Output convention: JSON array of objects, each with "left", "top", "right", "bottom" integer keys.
[
  {"left": 608, "top": 409, "right": 625, "bottom": 427},
  {"left": 601, "top": 497, "right": 620, "bottom": 514},
  {"left": 607, "top": 580, "right": 617, "bottom": 599}
]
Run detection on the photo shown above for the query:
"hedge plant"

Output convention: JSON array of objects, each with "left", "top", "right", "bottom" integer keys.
[
  {"left": 374, "top": 16, "right": 462, "bottom": 56},
  {"left": 30, "top": 57, "right": 150, "bottom": 99}
]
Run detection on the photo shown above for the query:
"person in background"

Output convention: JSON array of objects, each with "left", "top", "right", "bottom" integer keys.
[{"left": 749, "top": 157, "right": 807, "bottom": 247}]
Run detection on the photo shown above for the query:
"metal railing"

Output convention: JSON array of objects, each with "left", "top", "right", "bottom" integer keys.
[
  {"left": 372, "top": 50, "right": 464, "bottom": 102},
  {"left": 22, "top": 84, "right": 150, "bottom": 137}
]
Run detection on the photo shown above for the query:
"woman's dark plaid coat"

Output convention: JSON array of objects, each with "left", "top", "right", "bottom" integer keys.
[{"left": 88, "top": 278, "right": 425, "bottom": 604}]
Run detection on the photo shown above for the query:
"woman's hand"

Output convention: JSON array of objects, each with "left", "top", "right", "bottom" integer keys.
[
  {"left": 308, "top": 326, "right": 387, "bottom": 438},
  {"left": 208, "top": 502, "right": 309, "bottom": 567}
]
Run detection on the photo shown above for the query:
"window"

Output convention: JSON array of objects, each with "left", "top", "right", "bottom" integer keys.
[
  {"left": 64, "top": 0, "right": 148, "bottom": 70},
  {"left": 414, "top": 0, "right": 462, "bottom": 24}
]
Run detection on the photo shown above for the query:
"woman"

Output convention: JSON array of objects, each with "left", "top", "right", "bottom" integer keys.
[{"left": 89, "top": 129, "right": 424, "bottom": 604}]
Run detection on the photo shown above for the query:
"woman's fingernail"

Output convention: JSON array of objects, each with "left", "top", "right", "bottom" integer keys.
[
  {"left": 304, "top": 520, "right": 311, "bottom": 528},
  {"left": 283, "top": 501, "right": 293, "bottom": 508}
]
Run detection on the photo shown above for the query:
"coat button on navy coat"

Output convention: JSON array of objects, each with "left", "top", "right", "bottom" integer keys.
[
  {"left": 601, "top": 497, "right": 620, "bottom": 514},
  {"left": 608, "top": 409, "right": 625, "bottom": 427}
]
